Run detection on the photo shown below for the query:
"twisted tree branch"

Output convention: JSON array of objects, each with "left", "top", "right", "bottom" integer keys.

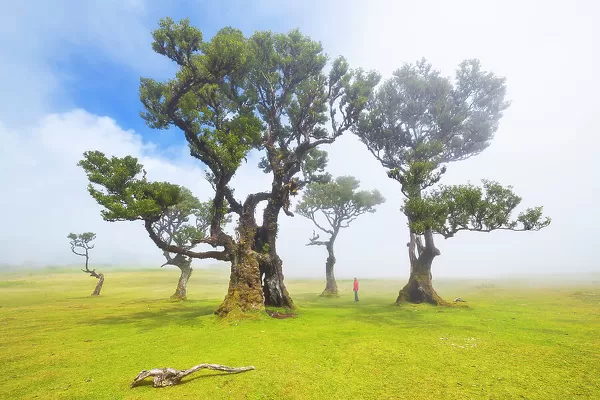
[{"left": 130, "top": 363, "right": 255, "bottom": 388}]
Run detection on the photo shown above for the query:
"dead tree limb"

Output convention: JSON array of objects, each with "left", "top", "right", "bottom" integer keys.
[{"left": 130, "top": 363, "right": 256, "bottom": 388}]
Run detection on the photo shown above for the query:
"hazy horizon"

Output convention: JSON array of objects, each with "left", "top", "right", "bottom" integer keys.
[{"left": 1, "top": 0, "right": 599, "bottom": 280}]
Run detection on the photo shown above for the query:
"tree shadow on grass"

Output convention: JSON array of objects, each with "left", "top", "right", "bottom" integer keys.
[
  {"left": 293, "top": 292, "right": 460, "bottom": 328},
  {"left": 84, "top": 300, "right": 219, "bottom": 330}
]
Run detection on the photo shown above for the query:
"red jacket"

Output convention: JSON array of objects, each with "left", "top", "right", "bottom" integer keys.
[{"left": 353, "top": 280, "right": 359, "bottom": 291}]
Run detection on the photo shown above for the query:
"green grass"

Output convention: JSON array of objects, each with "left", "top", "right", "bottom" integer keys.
[{"left": 0, "top": 268, "right": 599, "bottom": 399}]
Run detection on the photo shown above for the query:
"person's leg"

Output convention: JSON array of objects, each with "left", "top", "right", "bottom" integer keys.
[{"left": 354, "top": 290, "right": 359, "bottom": 302}]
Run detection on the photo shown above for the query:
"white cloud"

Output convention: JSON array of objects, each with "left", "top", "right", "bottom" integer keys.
[
  {"left": 0, "top": 0, "right": 172, "bottom": 129},
  {"left": 0, "top": 110, "right": 214, "bottom": 268},
  {"left": 1, "top": 0, "right": 598, "bottom": 282}
]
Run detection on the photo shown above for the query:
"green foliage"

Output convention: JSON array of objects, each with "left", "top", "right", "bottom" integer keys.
[
  {"left": 157, "top": 188, "right": 207, "bottom": 249},
  {"left": 140, "top": 20, "right": 262, "bottom": 176},
  {"left": 404, "top": 180, "right": 551, "bottom": 237},
  {"left": 355, "top": 58, "right": 509, "bottom": 176},
  {"left": 355, "top": 58, "right": 550, "bottom": 241},
  {"left": 77, "top": 151, "right": 183, "bottom": 222},
  {"left": 296, "top": 176, "right": 385, "bottom": 238},
  {"left": 156, "top": 187, "right": 231, "bottom": 250},
  {"left": 140, "top": 18, "right": 380, "bottom": 230},
  {"left": 299, "top": 148, "right": 331, "bottom": 184},
  {"left": 77, "top": 151, "right": 227, "bottom": 254},
  {"left": 249, "top": 29, "right": 328, "bottom": 119},
  {"left": 150, "top": 17, "right": 204, "bottom": 66},
  {"left": 67, "top": 232, "right": 96, "bottom": 252},
  {"left": 387, "top": 158, "right": 447, "bottom": 197},
  {"left": 249, "top": 30, "right": 379, "bottom": 185}
]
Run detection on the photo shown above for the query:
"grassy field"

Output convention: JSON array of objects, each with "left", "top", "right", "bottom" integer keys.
[{"left": 0, "top": 268, "right": 598, "bottom": 399}]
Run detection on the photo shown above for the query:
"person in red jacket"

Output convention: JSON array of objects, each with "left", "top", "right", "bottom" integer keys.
[{"left": 353, "top": 277, "right": 359, "bottom": 302}]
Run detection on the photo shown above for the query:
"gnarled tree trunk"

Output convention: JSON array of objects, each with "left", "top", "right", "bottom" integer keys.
[
  {"left": 260, "top": 253, "right": 294, "bottom": 308},
  {"left": 215, "top": 205, "right": 265, "bottom": 317},
  {"left": 91, "top": 273, "right": 104, "bottom": 296},
  {"left": 321, "top": 241, "right": 338, "bottom": 296},
  {"left": 396, "top": 230, "right": 446, "bottom": 305},
  {"left": 216, "top": 246, "right": 264, "bottom": 316},
  {"left": 171, "top": 262, "right": 192, "bottom": 301},
  {"left": 257, "top": 199, "right": 294, "bottom": 309},
  {"left": 161, "top": 253, "right": 194, "bottom": 301}
]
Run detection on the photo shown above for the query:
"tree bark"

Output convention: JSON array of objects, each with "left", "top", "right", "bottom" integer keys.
[
  {"left": 171, "top": 262, "right": 193, "bottom": 301},
  {"left": 321, "top": 240, "right": 338, "bottom": 296},
  {"left": 215, "top": 200, "right": 266, "bottom": 317},
  {"left": 256, "top": 198, "right": 294, "bottom": 309},
  {"left": 396, "top": 230, "right": 446, "bottom": 305},
  {"left": 91, "top": 273, "right": 104, "bottom": 296},
  {"left": 216, "top": 245, "right": 264, "bottom": 316}
]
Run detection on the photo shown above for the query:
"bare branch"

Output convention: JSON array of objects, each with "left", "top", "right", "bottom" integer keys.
[
  {"left": 306, "top": 230, "right": 329, "bottom": 246},
  {"left": 144, "top": 220, "right": 230, "bottom": 261},
  {"left": 441, "top": 225, "right": 548, "bottom": 239},
  {"left": 130, "top": 363, "right": 255, "bottom": 388}
]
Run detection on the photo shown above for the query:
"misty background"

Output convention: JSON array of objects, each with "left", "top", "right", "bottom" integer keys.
[{"left": 0, "top": 0, "right": 598, "bottom": 279}]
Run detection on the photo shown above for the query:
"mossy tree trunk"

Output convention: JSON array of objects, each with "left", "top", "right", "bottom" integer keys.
[
  {"left": 215, "top": 244, "right": 264, "bottom": 316},
  {"left": 215, "top": 195, "right": 266, "bottom": 316},
  {"left": 396, "top": 230, "right": 446, "bottom": 305}
]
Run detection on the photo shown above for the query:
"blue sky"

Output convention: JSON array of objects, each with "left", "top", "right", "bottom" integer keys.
[
  {"left": 41, "top": 1, "right": 305, "bottom": 149},
  {"left": 1, "top": 0, "right": 599, "bottom": 280}
]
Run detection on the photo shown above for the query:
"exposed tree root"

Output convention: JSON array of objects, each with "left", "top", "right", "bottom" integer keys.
[
  {"left": 130, "top": 363, "right": 255, "bottom": 388},
  {"left": 265, "top": 309, "right": 297, "bottom": 319},
  {"left": 320, "top": 286, "right": 339, "bottom": 297}
]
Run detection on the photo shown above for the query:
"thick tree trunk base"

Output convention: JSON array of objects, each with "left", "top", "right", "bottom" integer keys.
[
  {"left": 395, "top": 273, "right": 447, "bottom": 306},
  {"left": 215, "top": 288, "right": 264, "bottom": 317},
  {"left": 320, "top": 246, "right": 338, "bottom": 297},
  {"left": 170, "top": 293, "right": 186, "bottom": 301},
  {"left": 215, "top": 254, "right": 264, "bottom": 318},
  {"left": 320, "top": 287, "right": 339, "bottom": 297},
  {"left": 130, "top": 364, "right": 255, "bottom": 388},
  {"left": 91, "top": 274, "right": 104, "bottom": 296}
]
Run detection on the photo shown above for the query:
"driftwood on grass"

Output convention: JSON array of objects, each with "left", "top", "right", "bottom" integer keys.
[{"left": 130, "top": 363, "right": 255, "bottom": 388}]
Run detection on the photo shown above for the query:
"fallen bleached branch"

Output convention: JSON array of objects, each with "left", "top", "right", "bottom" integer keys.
[{"left": 130, "top": 363, "right": 255, "bottom": 388}]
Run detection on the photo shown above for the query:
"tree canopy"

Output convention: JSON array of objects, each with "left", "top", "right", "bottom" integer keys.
[
  {"left": 296, "top": 176, "right": 385, "bottom": 243},
  {"left": 354, "top": 58, "right": 550, "bottom": 305},
  {"left": 68, "top": 232, "right": 96, "bottom": 254},
  {"left": 78, "top": 151, "right": 229, "bottom": 261},
  {"left": 404, "top": 180, "right": 551, "bottom": 238},
  {"left": 356, "top": 58, "right": 510, "bottom": 176}
]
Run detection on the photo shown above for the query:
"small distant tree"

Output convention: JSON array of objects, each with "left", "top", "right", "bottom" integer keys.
[
  {"left": 356, "top": 59, "right": 551, "bottom": 305},
  {"left": 68, "top": 232, "right": 104, "bottom": 296},
  {"left": 296, "top": 176, "right": 385, "bottom": 296}
]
